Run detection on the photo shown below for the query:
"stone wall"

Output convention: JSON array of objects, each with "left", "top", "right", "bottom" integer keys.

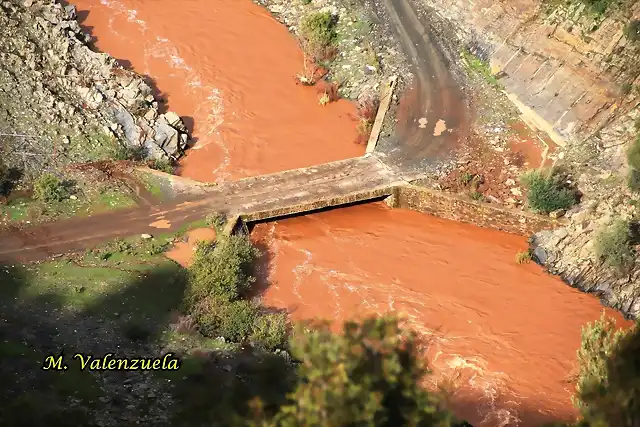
[
  {"left": 419, "top": 0, "right": 640, "bottom": 143},
  {"left": 394, "top": 184, "right": 562, "bottom": 236},
  {"left": 0, "top": 0, "right": 189, "bottom": 176}
]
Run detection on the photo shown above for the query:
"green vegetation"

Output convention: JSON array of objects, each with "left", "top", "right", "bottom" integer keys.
[
  {"left": 0, "top": 157, "right": 9, "bottom": 195},
  {"left": 594, "top": 220, "right": 635, "bottom": 270},
  {"left": 578, "top": 0, "right": 618, "bottom": 15},
  {"left": 149, "top": 157, "right": 175, "bottom": 174},
  {"left": 246, "top": 316, "right": 468, "bottom": 427},
  {"left": 469, "top": 190, "right": 485, "bottom": 201},
  {"left": 460, "top": 48, "right": 501, "bottom": 87},
  {"left": 520, "top": 168, "right": 577, "bottom": 214},
  {"left": 516, "top": 250, "right": 533, "bottom": 264},
  {"left": 1, "top": 185, "right": 137, "bottom": 227},
  {"left": 459, "top": 171, "right": 475, "bottom": 186},
  {"left": 299, "top": 11, "right": 338, "bottom": 62},
  {"left": 625, "top": 20, "right": 640, "bottom": 41},
  {"left": 205, "top": 211, "right": 227, "bottom": 234},
  {"left": 185, "top": 234, "right": 288, "bottom": 350},
  {"left": 573, "top": 313, "right": 640, "bottom": 427},
  {"left": 33, "top": 173, "right": 68, "bottom": 203},
  {"left": 626, "top": 135, "right": 640, "bottom": 191}
]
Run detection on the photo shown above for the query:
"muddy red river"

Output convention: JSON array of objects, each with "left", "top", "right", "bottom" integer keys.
[{"left": 72, "top": 1, "right": 629, "bottom": 425}]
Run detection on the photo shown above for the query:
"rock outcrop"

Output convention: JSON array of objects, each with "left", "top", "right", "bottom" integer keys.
[
  {"left": 420, "top": 0, "right": 640, "bottom": 143},
  {"left": 0, "top": 0, "right": 189, "bottom": 176}
]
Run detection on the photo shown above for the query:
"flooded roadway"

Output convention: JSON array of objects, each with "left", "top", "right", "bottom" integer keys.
[{"left": 70, "top": 0, "right": 628, "bottom": 425}]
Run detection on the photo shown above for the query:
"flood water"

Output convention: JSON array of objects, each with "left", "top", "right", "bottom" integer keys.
[{"left": 72, "top": 0, "right": 629, "bottom": 425}]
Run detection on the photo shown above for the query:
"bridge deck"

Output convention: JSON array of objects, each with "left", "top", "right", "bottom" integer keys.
[{"left": 0, "top": 155, "right": 406, "bottom": 263}]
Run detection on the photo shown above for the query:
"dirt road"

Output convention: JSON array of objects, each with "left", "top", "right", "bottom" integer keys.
[{"left": 374, "top": 0, "right": 468, "bottom": 175}]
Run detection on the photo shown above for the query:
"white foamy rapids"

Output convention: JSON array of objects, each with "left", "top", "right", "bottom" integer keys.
[
  {"left": 147, "top": 37, "right": 229, "bottom": 179},
  {"left": 265, "top": 225, "right": 522, "bottom": 427},
  {"left": 99, "top": 0, "right": 147, "bottom": 29}
]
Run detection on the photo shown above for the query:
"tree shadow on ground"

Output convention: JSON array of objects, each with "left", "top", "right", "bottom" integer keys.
[{"left": 0, "top": 257, "right": 295, "bottom": 427}]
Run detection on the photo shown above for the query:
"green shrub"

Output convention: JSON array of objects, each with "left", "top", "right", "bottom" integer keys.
[
  {"left": 150, "top": 157, "right": 174, "bottom": 174},
  {"left": 112, "top": 143, "right": 144, "bottom": 161},
  {"left": 579, "top": 0, "right": 614, "bottom": 14},
  {"left": 299, "top": 11, "right": 337, "bottom": 60},
  {"left": 218, "top": 300, "right": 259, "bottom": 342},
  {"left": 188, "top": 235, "right": 259, "bottom": 303},
  {"left": 624, "top": 20, "right": 640, "bottom": 41},
  {"left": 469, "top": 190, "right": 485, "bottom": 201},
  {"left": 574, "top": 313, "right": 640, "bottom": 427},
  {"left": 628, "top": 169, "right": 640, "bottom": 191},
  {"left": 205, "top": 212, "right": 227, "bottom": 234},
  {"left": 250, "top": 312, "right": 289, "bottom": 351},
  {"left": 191, "top": 296, "right": 258, "bottom": 342},
  {"left": 246, "top": 316, "right": 463, "bottom": 426},
  {"left": 627, "top": 135, "right": 640, "bottom": 171},
  {"left": 621, "top": 82, "right": 633, "bottom": 96},
  {"left": 33, "top": 173, "right": 68, "bottom": 203},
  {"left": 594, "top": 220, "right": 635, "bottom": 270},
  {"left": 520, "top": 169, "right": 576, "bottom": 214}
]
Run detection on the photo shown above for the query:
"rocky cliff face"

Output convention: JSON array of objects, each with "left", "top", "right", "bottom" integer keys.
[
  {"left": 0, "top": 0, "right": 189, "bottom": 176},
  {"left": 420, "top": 0, "right": 640, "bottom": 143}
]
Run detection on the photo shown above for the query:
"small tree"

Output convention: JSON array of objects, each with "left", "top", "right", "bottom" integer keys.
[
  {"left": 574, "top": 313, "right": 640, "bottom": 427},
  {"left": 520, "top": 169, "right": 576, "bottom": 214},
  {"left": 33, "top": 173, "right": 68, "bottom": 203},
  {"left": 245, "top": 316, "right": 465, "bottom": 427}
]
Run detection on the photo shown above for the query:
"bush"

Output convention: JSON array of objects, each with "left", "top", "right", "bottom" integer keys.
[
  {"left": 150, "top": 157, "right": 174, "bottom": 174},
  {"left": 574, "top": 313, "right": 640, "bottom": 427},
  {"left": 250, "top": 312, "right": 289, "bottom": 351},
  {"left": 579, "top": 0, "right": 615, "bottom": 14},
  {"left": 627, "top": 135, "right": 640, "bottom": 171},
  {"left": 191, "top": 296, "right": 258, "bottom": 342},
  {"left": 624, "top": 20, "right": 640, "bottom": 42},
  {"left": 188, "top": 235, "right": 259, "bottom": 303},
  {"left": 594, "top": 220, "right": 635, "bottom": 270},
  {"left": 246, "top": 316, "right": 465, "bottom": 426},
  {"left": 628, "top": 169, "right": 640, "bottom": 192},
  {"left": 520, "top": 169, "right": 576, "bottom": 214},
  {"left": 299, "top": 11, "right": 338, "bottom": 61},
  {"left": 205, "top": 212, "right": 227, "bottom": 234},
  {"left": 218, "top": 300, "right": 259, "bottom": 342},
  {"left": 33, "top": 173, "right": 68, "bottom": 203}
]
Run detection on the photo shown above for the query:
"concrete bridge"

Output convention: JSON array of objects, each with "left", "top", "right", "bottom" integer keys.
[{"left": 0, "top": 154, "right": 411, "bottom": 263}]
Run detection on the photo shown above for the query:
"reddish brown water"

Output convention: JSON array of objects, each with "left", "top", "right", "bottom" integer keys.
[
  {"left": 71, "top": 1, "right": 630, "bottom": 426},
  {"left": 72, "top": 0, "right": 362, "bottom": 182}
]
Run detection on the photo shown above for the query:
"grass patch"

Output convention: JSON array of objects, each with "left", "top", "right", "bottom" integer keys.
[
  {"left": 520, "top": 168, "right": 577, "bottom": 214},
  {"left": 137, "top": 170, "right": 166, "bottom": 199},
  {"left": 594, "top": 219, "right": 635, "bottom": 271},
  {"left": 516, "top": 250, "right": 533, "bottom": 264},
  {"left": 0, "top": 186, "right": 137, "bottom": 227},
  {"left": 460, "top": 48, "right": 501, "bottom": 88}
]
